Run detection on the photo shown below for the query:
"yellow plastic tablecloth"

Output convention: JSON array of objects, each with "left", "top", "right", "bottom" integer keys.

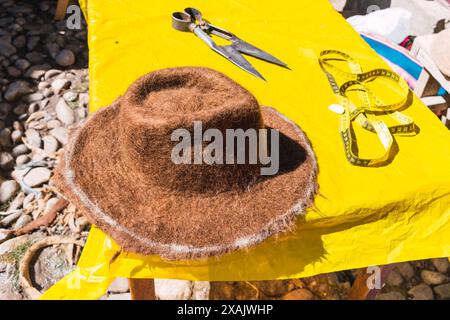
[{"left": 41, "top": 0, "right": 450, "bottom": 299}]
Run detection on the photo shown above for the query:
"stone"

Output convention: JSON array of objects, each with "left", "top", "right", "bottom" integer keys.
[
  {"left": 24, "top": 64, "right": 49, "bottom": 79},
  {"left": 433, "top": 283, "right": 450, "bottom": 299},
  {"left": 155, "top": 279, "right": 193, "bottom": 300},
  {"left": 43, "top": 88, "right": 53, "bottom": 98},
  {"left": 63, "top": 91, "right": 78, "bottom": 102},
  {"left": 0, "top": 180, "right": 19, "bottom": 203},
  {"left": 31, "top": 153, "right": 45, "bottom": 163},
  {"left": 13, "top": 214, "right": 32, "bottom": 229},
  {"left": 23, "top": 167, "right": 51, "bottom": 187},
  {"left": 0, "top": 286, "right": 22, "bottom": 300},
  {"left": 0, "top": 40, "right": 16, "bottom": 57},
  {"left": 55, "top": 49, "right": 75, "bottom": 67},
  {"left": 15, "top": 154, "right": 30, "bottom": 166},
  {"left": 12, "top": 121, "right": 23, "bottom": 131},
  {"left": 0, "top": 128, "right": 12, "bottom": 147},
  {"left": 50, "top": 126, "right": 69, "bottom": 145},
  {"left": 431, "top": 258, "right": 450, "bottom": 274},
  {"left": 408, "top": 284, "right": 434, "bottom": 300},
  {"left": 0, "top": 232, "right": 44, "bottom": 256},
  {"left": 42, "top": 135, "right": 59, "bottom": 153},
  {"left": 0, "top": 104, "right": 11, "bottom": 120},
  {"left": 12, "top": 35, "right": 26, "bottom": 48},
  {"left": 22, "top": 193, "right": 35, "bottom": 209},
  {"left": 11, "top": 168, "right": 28, "bottom": 183},
  {"left": 386, "top": 269, "right": 404, "bottom": 287},
  {"left": 25, "top": 129, "right": 41, "bottom": 148},
  {"left": 78, "top": 93, "right": 89, "bottom": 107},
  {"left": 0, "top": 229, "right": 10, "bottom": 244},
  {"left": 4, "top": 81, "right": 32, "bottom": 101},
  {"left": 39, "top": 99, "right": 50, "bottom": 110},
  {"left": 421, "top": 270, "right": 449, "bottom": 285},
  {"left": 0, "top": 105, "right": 9, "bottom": 121},
  {"left": 28, "top": 102, "right": 40, "bottom": 114},
  {"left": 32, "top": 245, "right": 74, "bottom": 291},
  {"left": 396, "top": 262, "right": 415, "bottom": 281},
  {"left": 192, "top": 281, "right": 210, "bottom": 300},
  {"left": 12, "top": 144, "right": 30, "bottom": 157},
  {"left": 7, "top": 66, "right": 21, "bottom": 77},
  {"left": 0, "top": 210, "right": 21, "bottom": 227},
  {"left": 24, "top": 92, "right": 44, "bottom": 103},
  {"left": 38, "top": 81, "right": 50, "bottom": 90},
  {"left": 44, "top": 69, "right": 62, "bottom": 80},
  {"left": 252, "top": 280, "right": 289, "bottom": 297},
  {"left": 40, "top": 3, "right": 49, "bottom": 11},
  {"left": 282, "top": 288, "right": 316, "bottom": 300},
  {"left": 9, "top": 4, "right": 33, "bottom": 14},
  {"left": 13, "top": 104, "right": 27, "bottom": 115},
  {"left": 51, "top": 78, "right": 70, "bottom": 93},
  {"left": 7, "top": 192, "right": 24, "bottom": 211},
  {"left": 27, "top": 36, "right": 39, "bottom": 51},
  {"left": 45, "top": 43, "right": 59, "bottom": 59},
  {"left": 14, "top": 58, "right": 30, "bottom": 71},
  {"left": 15, "top": 17, "right": 26, "bottom": 25},
  {"left": 25, "top": 51, "right": 45, "bottom": 64},
  {"left": 0, "top": 33, "right": 12, "bottom": 43},
  {"left": 44, "top": 198, "right": 60, "bottom": 214},
  {"left": 76, "top": 108, "right": 87, "bottom": 119},
  {"left": 0, "top": 152, "right": 14, "bottom": 170},
  {"left": 55, "top": 98, "right": 75, "bottom": 125},
  {"left": 11, "top": 130, "right": 23, "bottom": 143},
  {"left": 46, "top": 119, "right": 61, "bottom": 130},
  {"left": 108, "top": 277, "right": 129, "bottom": 294},
  {"left": 376, "top": 291, "right": 405, "bottom": 300},
  {"left": 0, "top": 17, "right": 14, "bottom": 28}
]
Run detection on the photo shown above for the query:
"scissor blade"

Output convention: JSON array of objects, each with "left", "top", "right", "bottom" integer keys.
[
  {"left": 233, "top": 39, "right": 288, "bottom": 68},
  {"left": 212, "top": 45, "right": 265, "bottom": 80}
]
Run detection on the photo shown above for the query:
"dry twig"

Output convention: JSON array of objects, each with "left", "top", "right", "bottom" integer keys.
[{"left": 8, "top": 198, "right": 68, "bottom": 236}]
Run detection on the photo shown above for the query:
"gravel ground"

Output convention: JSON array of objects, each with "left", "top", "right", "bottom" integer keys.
[
  {"left": 0, "top": 0, "right": 448, "bottom": 300},
  {"left": 0, "top": 0, "right": 89, "bottom": 300}
]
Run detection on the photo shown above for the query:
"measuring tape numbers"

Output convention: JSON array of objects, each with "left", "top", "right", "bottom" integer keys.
[{"left": 319, "top": 50, "right": 416, "bottom": 167}]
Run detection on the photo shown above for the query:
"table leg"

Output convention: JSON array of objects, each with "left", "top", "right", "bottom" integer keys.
[
  {"left": 54, "top": 0, "right": 70, "bottom": 20},
  {"left": 129, "top": 278, "right": 156, "bottom": 300},
  {"left": 347, "top": 264, "right": 397, "bottom": 300}
]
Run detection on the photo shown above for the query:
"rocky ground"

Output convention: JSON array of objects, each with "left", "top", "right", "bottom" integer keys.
[
  {"left": 209, "top": 259, "right": 450, "bottom": 300},
  {"left": 0, "top": 0, "right": 449, "bottom": 300},
  {"left": 0, "top": 0, "right": 89, "bottom": 300}
]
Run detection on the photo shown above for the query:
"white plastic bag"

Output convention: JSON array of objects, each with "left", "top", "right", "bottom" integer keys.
[{"left": 347, "top": 8, "right": 412, "bottom": 43}]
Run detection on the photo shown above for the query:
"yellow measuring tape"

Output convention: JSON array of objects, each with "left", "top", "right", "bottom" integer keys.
[{"left": 319, "top": 50, "right": 416, "bottom": 166}]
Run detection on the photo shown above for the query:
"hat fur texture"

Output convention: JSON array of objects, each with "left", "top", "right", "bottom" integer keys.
[{"left": 53, "top": 67, "right": 318, "bottom": 260}]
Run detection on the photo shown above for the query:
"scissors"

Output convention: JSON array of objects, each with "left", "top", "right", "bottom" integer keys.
[{"left": 171, "top": 7, "right": 288, "bottom": 80}]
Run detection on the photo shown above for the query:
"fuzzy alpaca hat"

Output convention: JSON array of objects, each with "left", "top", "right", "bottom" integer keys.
[{"left": 53, "top": 67, "right": 318, "bottom": 260}]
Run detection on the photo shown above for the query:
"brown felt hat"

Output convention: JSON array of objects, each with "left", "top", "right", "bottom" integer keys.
[{"left": 54, "top": 67, "right": 318, "bottom": 260}]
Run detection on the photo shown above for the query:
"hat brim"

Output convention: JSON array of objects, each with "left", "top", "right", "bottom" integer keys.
[{"left": 54, "top": 101, "right": 318, "bottom": 260}]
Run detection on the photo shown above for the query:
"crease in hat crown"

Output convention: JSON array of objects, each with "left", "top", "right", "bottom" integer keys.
[{"left": 117, "top": 67, "right": 267, "bottom": 195}]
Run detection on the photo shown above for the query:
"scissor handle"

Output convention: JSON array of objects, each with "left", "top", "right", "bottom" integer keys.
[
  {"left": 172, "top": 11, "right": 193, "bottom": 32},
  {"left": 207, "top": 23, "right": 235, "bottom": 40},
  {"left": 172, "top": 11, "right": 215, "bottom": 48},
  {"left": 184, "top": 7, "right": 203, "bottom": 23}
]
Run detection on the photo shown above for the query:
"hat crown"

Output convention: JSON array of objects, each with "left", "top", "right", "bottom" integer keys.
[{"left": 118, "top": 67, "right": 264, "bottom": 194}]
